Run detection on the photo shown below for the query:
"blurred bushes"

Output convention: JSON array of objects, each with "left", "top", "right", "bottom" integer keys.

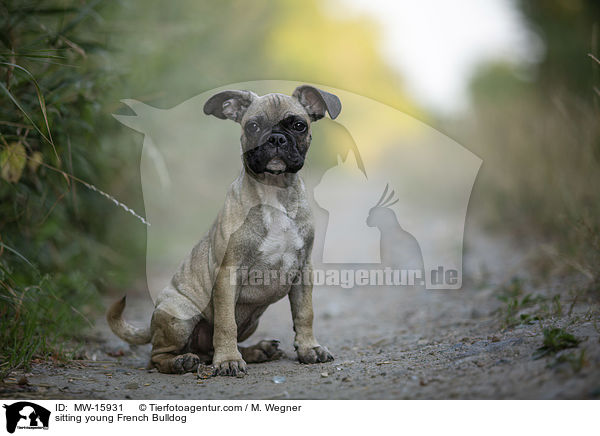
[
  {"left": 0, "top": 0, "right": 141, "bottom": 377},
  {"left": 463, "top": 0, "right": 600, "bottom": 289}
]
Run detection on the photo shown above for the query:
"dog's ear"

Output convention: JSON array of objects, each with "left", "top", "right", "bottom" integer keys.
[
  {"left": 292, "top": 85, "right": 341, "bottom": 121},
  {"left": 204, "top": 90, "right": 257, "bottom": 123}
]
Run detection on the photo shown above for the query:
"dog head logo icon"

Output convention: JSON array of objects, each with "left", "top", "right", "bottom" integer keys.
[{"left": 3, "top": 402, "right": 50, "bottom": 433}]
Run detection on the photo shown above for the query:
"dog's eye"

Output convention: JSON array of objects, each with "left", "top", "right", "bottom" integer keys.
[
  {"left": 245, "top": 122, "right": 260, "bottom": 134},
  {"left": 292, "top": 121, "right": 307, "bottom": 132}
]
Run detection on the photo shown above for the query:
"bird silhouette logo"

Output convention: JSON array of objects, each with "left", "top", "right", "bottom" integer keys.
[{"left": 366, "top": 183, "right": 424, "bottom": 272}]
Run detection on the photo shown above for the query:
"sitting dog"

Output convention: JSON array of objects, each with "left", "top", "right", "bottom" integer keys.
[{"left": 107, "top": 85, "right": 341, "bottom": 376}]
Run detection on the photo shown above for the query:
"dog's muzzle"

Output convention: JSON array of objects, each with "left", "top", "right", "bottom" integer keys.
[
  {"left": 244, "top": 133, "right": 304, "bottom": 175},
  {"left": 265, "top": 133, "right": 289, "bottom": 173}
]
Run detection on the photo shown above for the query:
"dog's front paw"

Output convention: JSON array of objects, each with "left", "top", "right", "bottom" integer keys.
[
  {"left": 297, "top": 345, "right": 334, "bottom": 364},
  {"left": 212, "top": 353, "right": 247, "bottom": 377}
]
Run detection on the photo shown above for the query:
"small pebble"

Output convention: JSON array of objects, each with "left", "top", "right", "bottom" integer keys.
[
  {"left": 272, "top": 376, "right": 286, "bottom": 384},
  {"left": 197, "top": 366, "right": 213, "bottom": 380}
]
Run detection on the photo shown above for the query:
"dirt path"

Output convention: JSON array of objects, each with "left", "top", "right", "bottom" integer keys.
[{"left": 3, "top": 229, "right": 600, "bottom": 399}]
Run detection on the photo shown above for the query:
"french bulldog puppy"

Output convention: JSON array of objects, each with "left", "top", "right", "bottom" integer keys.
[{"left": 107, "top": 85, "right": 341, "bottom": 376}]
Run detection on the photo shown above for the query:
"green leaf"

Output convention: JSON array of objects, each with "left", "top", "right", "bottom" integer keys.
[{"left": 0, "top": 143, "right": 27, "bottom": 183}]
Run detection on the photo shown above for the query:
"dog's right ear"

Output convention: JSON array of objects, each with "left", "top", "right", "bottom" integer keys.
[{"left": 203, "top": 90, "right": 257, "bottom": 123}]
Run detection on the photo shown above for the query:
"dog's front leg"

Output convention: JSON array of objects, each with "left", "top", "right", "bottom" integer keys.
[
  {"left": 212, "top": 264, "right": 247, "bottom": 376},
  {"left": 289, "top": 265, "right": 334, "bottom": 364}
]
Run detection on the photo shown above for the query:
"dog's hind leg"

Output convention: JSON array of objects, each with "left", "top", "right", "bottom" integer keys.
[
  {"left": 149, "top": 309, "right": 201, "bottom": 374},
  {"left": 236, "top": 317, "right": 283, "bottom": 363},
  {"left": 239, "top": 340, "right": 284, "bottom": 363}
]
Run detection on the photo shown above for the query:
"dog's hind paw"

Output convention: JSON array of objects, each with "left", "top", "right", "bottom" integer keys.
[
  {"left": 172, "top": 353, "right": 201, "bottom": 373},
  {"left": 240, "top": 340, "right": 284, "bottom": 363},
  {"left": 258, "top": 340, "right": 283, "bottom": 358}
]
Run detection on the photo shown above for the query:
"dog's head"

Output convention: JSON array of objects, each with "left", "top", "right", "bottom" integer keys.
[{"left": 204, "top": 85, "right": 341, "bottom": 176}]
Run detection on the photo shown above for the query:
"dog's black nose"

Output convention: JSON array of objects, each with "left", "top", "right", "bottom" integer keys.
[{"left": 267, "top": 133, "right": 287, "bottom": 147}]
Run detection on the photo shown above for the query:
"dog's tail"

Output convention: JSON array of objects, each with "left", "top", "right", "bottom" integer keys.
[{"left": 106, "top": 296, "right": 152, "bottom": 345}]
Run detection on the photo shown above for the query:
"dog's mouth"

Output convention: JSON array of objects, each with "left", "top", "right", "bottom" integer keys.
[
  {"left": 243, "top": 144, "right": 305, "bottom": 176},
  {"left": 265, "top": 157, "right": 287, "bottom": 174}
]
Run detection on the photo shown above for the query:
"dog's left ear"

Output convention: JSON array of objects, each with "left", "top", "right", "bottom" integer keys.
[
  {"left": 293, "top": 85, "right": 341, "bottom": 121},
  {"left": 204, "top": 90, "right": 258, "bottom": 123}
]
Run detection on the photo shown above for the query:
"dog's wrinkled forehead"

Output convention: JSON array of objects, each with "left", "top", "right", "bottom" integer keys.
[{"left": 243, "top": 93, "right": 309, "bottom": 125}]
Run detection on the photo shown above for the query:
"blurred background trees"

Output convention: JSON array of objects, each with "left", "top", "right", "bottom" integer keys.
[
  {"left": 1, "top": 0, "right": 598, "bottom": 376},
  {"left": 463, "top": 0, "right": 600, "bottom": 284}
]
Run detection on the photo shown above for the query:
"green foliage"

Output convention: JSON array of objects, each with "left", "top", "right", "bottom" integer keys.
[
  {"left": 496, "top": 278, "right": 546, "bottom": 328},
  {"left": 519, "top": 0, "right": 600, "bottom": 97},
  {"left": 0, "top": 0, "right": 137, "bottom": 378},
  {"left": 534, "top": 327, "right": 581, "bottom": 360},
  {"left": 495, "top": 276, "right": 587, "bottom": 329},
  {"left": 0, "top": 253, "right": 98, "bottom": 378}
]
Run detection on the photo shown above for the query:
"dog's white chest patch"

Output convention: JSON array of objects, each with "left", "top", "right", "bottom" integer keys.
[{"left": 259, "top": 206, "right": 304, "bottom": 270}]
